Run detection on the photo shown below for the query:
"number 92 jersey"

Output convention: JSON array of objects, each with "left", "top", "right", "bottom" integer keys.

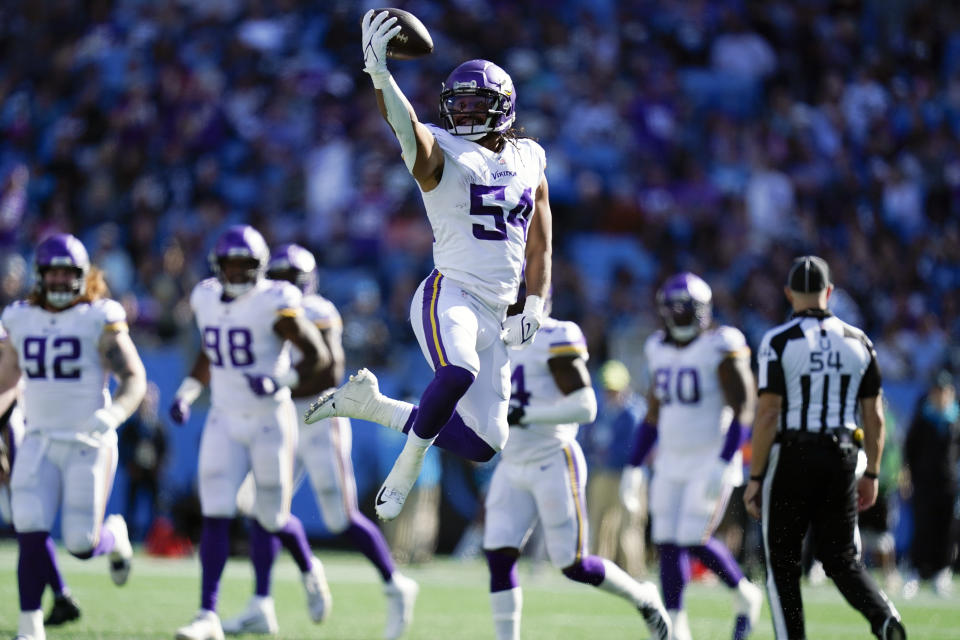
[
  {"left": 421, "top": 124, "right": 546, "bottom": 308},
  {"left": 644, "top": 326, "right": 749, "bottom": 478},
  {"left": 0, "top": 298, "right": 126, "bottom": 433},
  {"left": 190, "top": 278, "right": 302, "bottom": 413}
]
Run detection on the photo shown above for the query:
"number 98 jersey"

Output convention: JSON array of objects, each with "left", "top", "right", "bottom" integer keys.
[
  {"left": 0, "top": 298, "right": 126, "bottom": 433},
  {"left": 190, "top": 278, "right": 302, "bottom": 413},
  {"left": 644, "top": 326, "right": 749, "bottom": 479}
]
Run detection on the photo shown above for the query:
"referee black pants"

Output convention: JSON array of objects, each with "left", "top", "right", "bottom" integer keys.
[{"left": 761, "top": 441, "right": 896, "bottom": 639}]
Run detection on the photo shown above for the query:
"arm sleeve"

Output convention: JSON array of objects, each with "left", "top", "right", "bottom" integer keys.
[
  {"left": 857, "top": 340, "right": 882, "bottom": 398},
  {"left": 757, "top": 332, "right": 785, "bottom": 395},
  {"left": 628, "top": 420, "right": 658, "bottom": 467}
]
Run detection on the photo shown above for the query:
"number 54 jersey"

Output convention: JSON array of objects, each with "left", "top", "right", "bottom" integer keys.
[
  {"left": 0, "top": 299, "right": 126, "bottom": 433},
  {"left": 421, "top": 124, "right": 546, "bottom": 307},
  {"left": 644, "top": 326, "right": 749, "bottom": 480},
  {"left": 190, "top": 278, "right": 302, "bottom": 413}
]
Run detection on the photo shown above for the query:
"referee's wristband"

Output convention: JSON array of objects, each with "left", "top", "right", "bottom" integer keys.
[
  {"left": 863, "top": 470, "right": 879, "bottom": 480},
  {"left": 749, "top": 473, "right": 765, "bottom": 482}
]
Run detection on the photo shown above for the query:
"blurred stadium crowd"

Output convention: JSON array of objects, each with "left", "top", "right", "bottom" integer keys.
[{"left": 0, "top": 0, "right": 957, "bottom": 579}]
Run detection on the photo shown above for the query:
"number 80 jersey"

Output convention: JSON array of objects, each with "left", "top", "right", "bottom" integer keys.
[
  {"left": 644, "top": 326, "right": 749, "bottom": 477},
  {"left": 0, "top": 298, "right": 126, "bottom": 433},
  {"left": 190, "top": 278, "right": 302, "bottom": 413},
  {"left": 420, "top": 124, "right": 546, "bottom": 308}
]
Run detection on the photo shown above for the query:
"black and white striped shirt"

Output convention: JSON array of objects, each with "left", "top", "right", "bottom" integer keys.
[{"left": 757, "top": 309, "right": 881, "bottom": 433}]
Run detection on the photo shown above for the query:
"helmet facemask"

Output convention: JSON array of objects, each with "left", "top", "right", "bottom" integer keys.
[
  {"left": 41, "top": 265, "right": 86, "bottom": 308},
  {"left": 657, "top": 273, "right": 713, "bottom": 343},
  {"left": 440, "top": 87, "right": 513, "bottom": 140},
  {"left": 217, "top": 256, "right": 262, "bottom": 298}
]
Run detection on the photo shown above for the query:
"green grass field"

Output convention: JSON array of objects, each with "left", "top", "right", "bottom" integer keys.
[{"left": 1, "top": 544, "right": 958, "bottom": 639}]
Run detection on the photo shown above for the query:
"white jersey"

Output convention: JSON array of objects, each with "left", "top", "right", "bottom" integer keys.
[
  {"left": 190, "top": 278, "right": 302, "bottom": 413},
  {"left": 420, "top": 124, "right": 547, "bottom": 307},
  {"left": 503, "top": 318, "right": 589, "bottom": 463},
  {"left": 0, "top": 298, "right": 126, "bottom": 433},
  {"left": 644, "top": 326, "right": 749, "bottom": 479}
]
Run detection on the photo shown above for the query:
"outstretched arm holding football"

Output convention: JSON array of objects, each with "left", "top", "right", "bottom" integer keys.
[{"left": 362, "top": 9, "right": 443, "bottom": 188}]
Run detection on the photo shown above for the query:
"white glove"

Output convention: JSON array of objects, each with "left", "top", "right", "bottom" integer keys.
[
  {"left": 619, "top": 466, "right": 647, "bottom": 515},
  {"left": 704, "top": 459, "right": 732, "bottom": 502},
  {"left": 81, "top": 406, "right": 126, "bottom": 434},
  {"left": 502, "top": 295, "right": 544, "bottom": 349},
  {"left": 361, "top": 9, "right": 401, "bottom": 81}
]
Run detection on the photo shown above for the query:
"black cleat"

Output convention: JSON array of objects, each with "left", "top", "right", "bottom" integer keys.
[
  {"left": 879, "top": 616, "right": 906, "bottom": 640},
  {"left": 45, "top": 593, "right": 81, "bottom": 626}
]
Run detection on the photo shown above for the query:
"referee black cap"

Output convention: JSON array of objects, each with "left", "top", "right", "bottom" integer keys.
[{"left": 787, "top": 255, "right": 831, "bottom": 293}]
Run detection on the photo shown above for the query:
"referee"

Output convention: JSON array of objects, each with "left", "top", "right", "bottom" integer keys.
[{"left": 743, "top": 256, "right": 906, "bottom": 640}]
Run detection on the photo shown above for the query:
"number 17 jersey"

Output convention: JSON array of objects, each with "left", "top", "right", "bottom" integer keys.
[{"left": 420, "top": 124, "right": 546, "bottom": 308}]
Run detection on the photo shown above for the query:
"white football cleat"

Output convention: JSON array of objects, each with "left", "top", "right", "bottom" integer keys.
[
  {"left": 302, "top": 556, "right": 333, "bottom": 623},
  {"left": 305, "top": 368, "right": 381, "bottom": 424},
  {"left": 104, "top": 514, "right": 132, "bottom": 586},
  {"left": 221, "top": 596, "right": 279, "bottom": 635},
  {"left": 634, "top": 581, "right": 671, "bottom": 640},
  {"left": 733, "top": 579, "right": 763, "bottom": 639},
  {"left": 375, "top": 443, "right": 429, "bottom": 521},
  {"left": 384, "top": 572, "right": 419, "bottom": 639},
  {"left": 16, "top": 609, "right": 45, "bottom": 640},
  {"left": 176, "top": 609, "right": 225, "bottom": 640}
]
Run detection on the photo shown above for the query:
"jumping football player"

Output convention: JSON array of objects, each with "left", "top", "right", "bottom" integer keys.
[
  {"left": 169, "top": 225, "right": 332, "bottom": 640},
  {"left": 483, "top": 302, "right": 671, "bottom": 640},
  {"left": 222, "top": 244, "right": 418, "bottom": 639},
  {"left": 620, "top": 273, "right": 763, "bottom": 640},
  {"left": 0, "top": 234, "right": 143, "bottom": 640},
  {"left": 306, "top": 10, "right": 553, "bottom": 523}
]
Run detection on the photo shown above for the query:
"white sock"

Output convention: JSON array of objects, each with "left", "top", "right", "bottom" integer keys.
[
  {"left": 490, "top": 587, "right": 522, "bottom": 640},
  {"left": 405, "top": 431, "right": 436, "bottom": 450},
  {"left": 389, "top": 401, "right": 415, "bottom": 432},
  {"left": 669, "top": 609, "right": 692, "bottom": 640},
  {"left": 19, "top": 609, "right": 44, "bottom": 638},
  {"left": 369, "top": 394, "right": 414, "bottom": 432},
  {"left": 596, "top": 557, "right": 642, "bottom": 605}
]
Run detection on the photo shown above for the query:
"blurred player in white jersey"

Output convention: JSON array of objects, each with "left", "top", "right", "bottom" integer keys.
[
  {"left": 0, "top": 234, "right": 145, "bottom": 640},
  {"left": 306, "top": 10, "right": 553, "bottom": 523},
  {"left": 621, "top": 273, "right": 762, "bottom": 640},
  {"left": 221, "top": 244, "right": 418, "bottom": 639},
  {"left": 483, "top": 302, "right": 671, "bottom": 640},
  {"left": 0, "top": 380, "right": 82, "bottom": 629},
  {"left": 168, "top": 226, "right": 332, "bottom": 640}
]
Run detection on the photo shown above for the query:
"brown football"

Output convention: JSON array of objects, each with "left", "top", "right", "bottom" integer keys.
[{"left": 372, "top": 8, "right": 434, "bottom": 60}]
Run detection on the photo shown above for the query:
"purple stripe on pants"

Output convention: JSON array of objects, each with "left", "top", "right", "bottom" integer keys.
[{"left": 420, "top": 270, "right": 449, "bottom": 368}]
